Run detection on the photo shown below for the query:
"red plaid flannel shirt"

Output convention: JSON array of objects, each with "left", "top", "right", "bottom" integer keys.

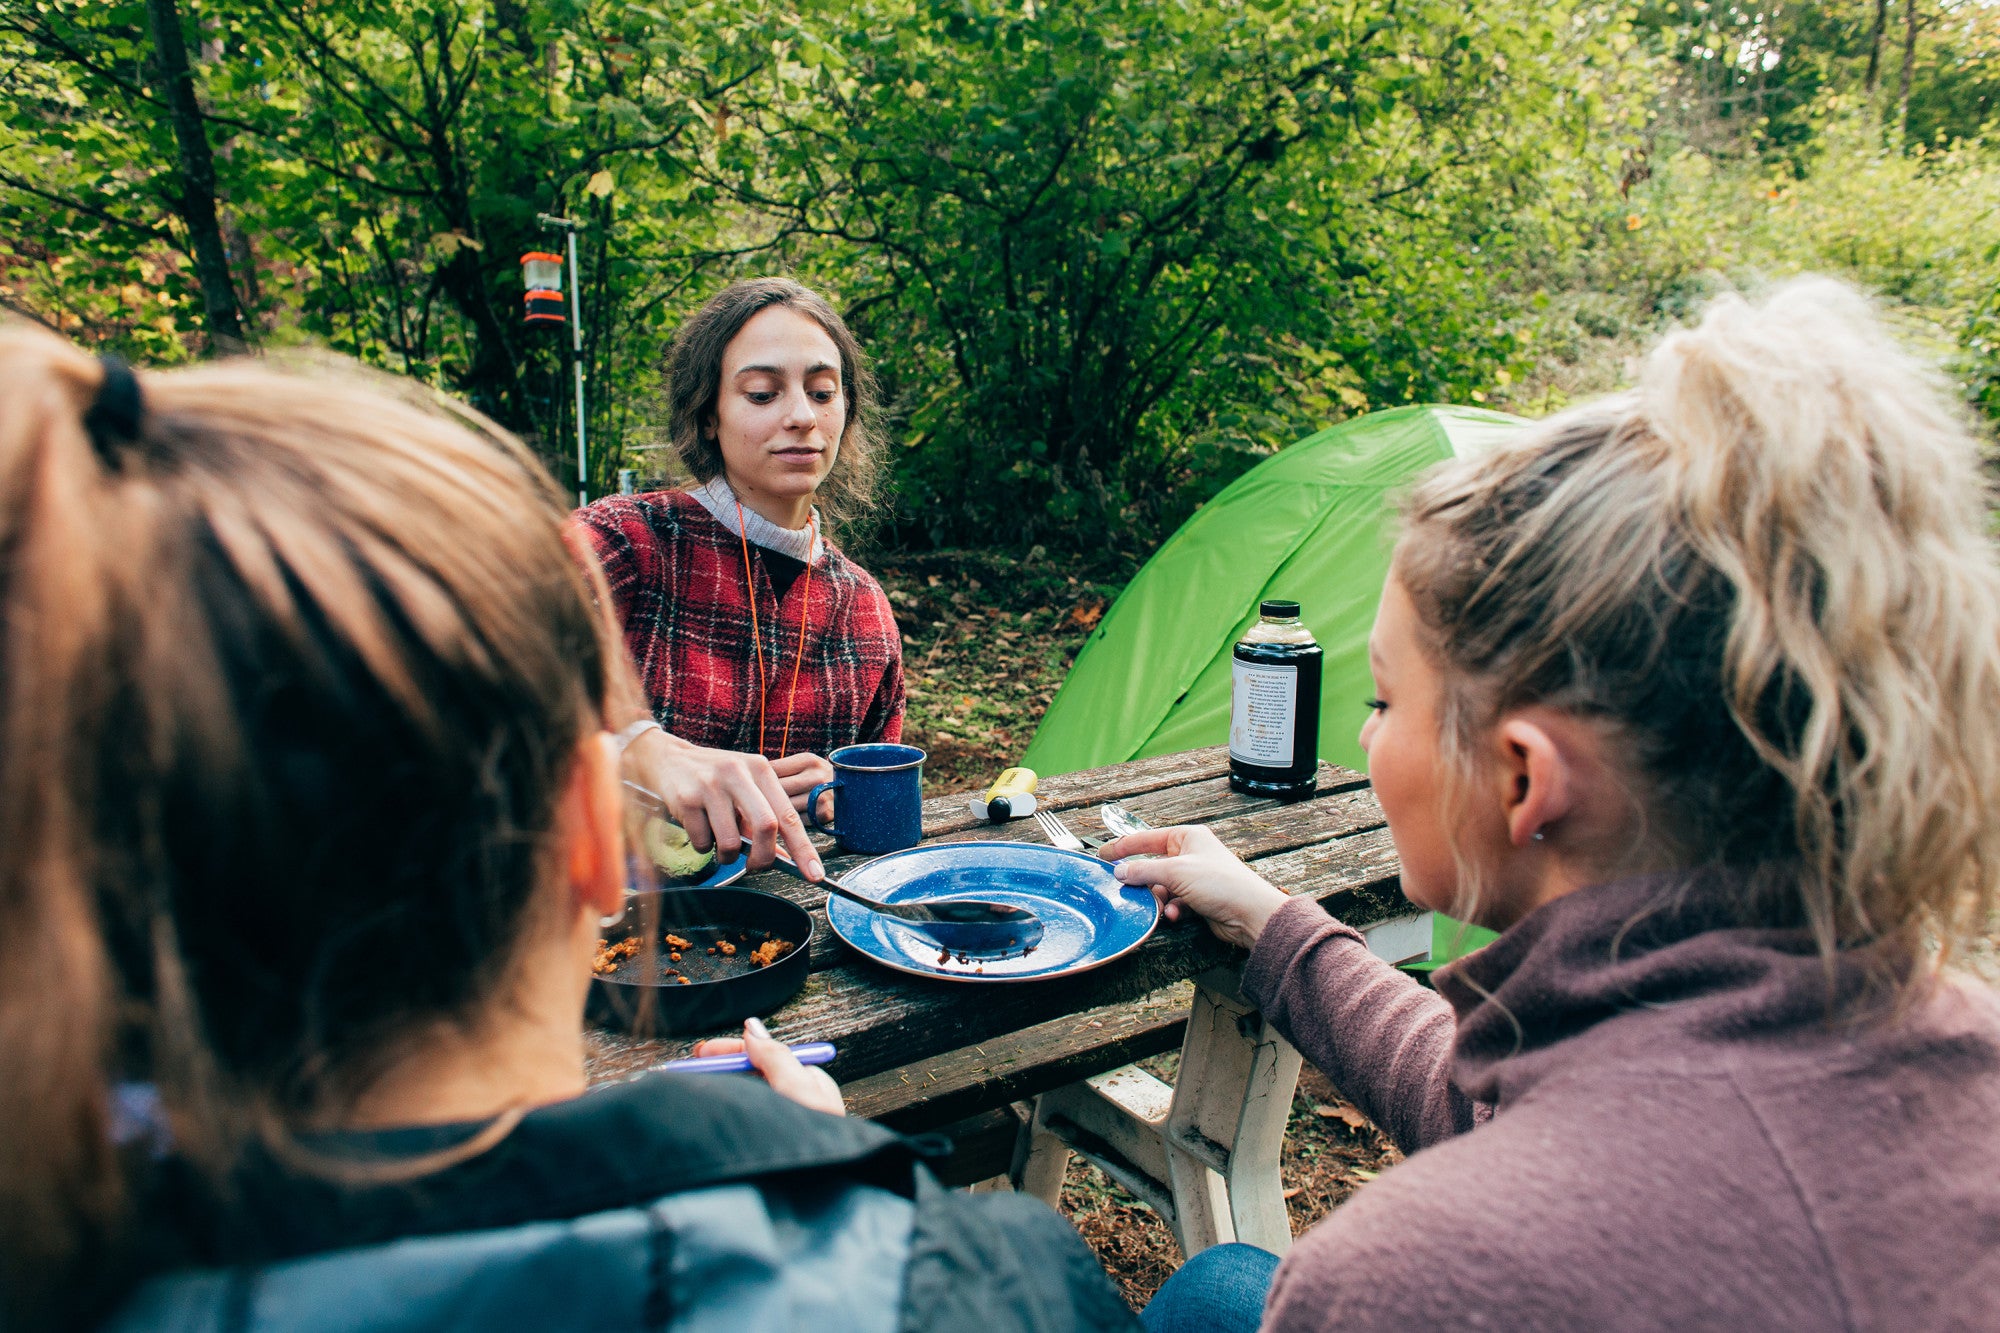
[{"left": 577, "top": 490, "right": 905, "bottom": 758}]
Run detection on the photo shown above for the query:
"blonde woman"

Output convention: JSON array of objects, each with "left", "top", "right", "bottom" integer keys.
[{"left": 1115, "top": 279, "right": 2000, "bottom": 1331}]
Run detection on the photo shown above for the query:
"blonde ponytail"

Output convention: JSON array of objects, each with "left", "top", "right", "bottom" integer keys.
[{"left": 1396, "top": 277, "right": 2000, "bottom": 978}]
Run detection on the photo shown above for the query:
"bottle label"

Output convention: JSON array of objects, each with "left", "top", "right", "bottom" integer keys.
[{"left": 1230, "top": 661, "right": 1297, "bottom": 766}]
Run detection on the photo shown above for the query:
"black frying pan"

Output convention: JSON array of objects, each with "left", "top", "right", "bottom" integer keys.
[{"left": 588, "top": 887, "right": 813, "bottom": 1037}]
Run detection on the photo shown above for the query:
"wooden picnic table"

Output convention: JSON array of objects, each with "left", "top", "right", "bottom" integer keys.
[{"left": 585, "top": 745, "right": 1417, "bottom": 1258}]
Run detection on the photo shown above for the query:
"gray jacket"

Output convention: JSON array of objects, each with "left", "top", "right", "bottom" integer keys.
[{"left": 107, "top": 1072, "right": 1136, "bottom": 1332}]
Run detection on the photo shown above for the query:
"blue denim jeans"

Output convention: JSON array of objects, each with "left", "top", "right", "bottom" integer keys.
[{"left": 1139, "top": 1242, "right": 1280, "bottom": 1333}]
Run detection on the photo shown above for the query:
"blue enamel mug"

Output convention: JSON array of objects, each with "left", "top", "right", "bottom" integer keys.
[{"left": 807, "top": 744, "right": 926, "bottom": 855}]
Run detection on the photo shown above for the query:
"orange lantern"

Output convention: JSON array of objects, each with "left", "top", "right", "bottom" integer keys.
[{"left": 521, "top": 251, "right": 566, "bottom": 326}]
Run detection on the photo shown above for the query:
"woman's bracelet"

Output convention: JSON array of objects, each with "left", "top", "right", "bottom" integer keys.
[{"left": 612, "top": 718, "right": 664, "bottom": 755}]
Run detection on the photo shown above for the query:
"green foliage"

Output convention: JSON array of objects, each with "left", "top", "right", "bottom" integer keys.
[
  {"left": 726, "top": 0, "right": 1651, "bottom": 547},
  {"left": 1962, "top": 243, "right": 2000, "bottom": 422},
  {"left": 1629, "top": 2, "right": 2000, "bottom": 160},
  {"left": 0, "top": 1, "right": 209, "bottom": 361},
  {"left": 1506, "top": 100, "right": 2000, "bottom": 432},
  {"left": 2, "top": 0, "right": 1993, "bottom": 549},
  {"left": 2, "top": 0, "right": 779, "bottom": 488}
]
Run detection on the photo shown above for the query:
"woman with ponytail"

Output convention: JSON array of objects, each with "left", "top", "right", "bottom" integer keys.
[
  {"left": 0, "top": 327, "right": 1131, "bottom": 1332},
  {"left": 1118, "top": 279, "right": 2000, "bottom": 1332},
  {"left": 0, "top": 338, "right": 134, "bottom": 1328}
]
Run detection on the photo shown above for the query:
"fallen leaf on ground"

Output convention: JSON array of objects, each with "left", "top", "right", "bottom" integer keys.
[
  {"left": 1283, "top": 1187, "right": 1302, "bottom": 1200},
  {"left": 1067, "top": 598, "right": 1106, "bottom": 631},
  {"left": 1314, "top": 1103, "right": 1370, "bottom": 1129}
]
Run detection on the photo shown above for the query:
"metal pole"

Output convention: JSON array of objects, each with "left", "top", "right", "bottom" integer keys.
[{"left": 565, "top": 227, "right": 587, "bottom": 507}]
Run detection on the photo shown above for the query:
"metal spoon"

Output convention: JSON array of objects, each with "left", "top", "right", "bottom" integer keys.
[
  {"left": 772, "top": 852, "right": 1044, "bottom": 954},
  {"left": 1100, "top": 802, "right": 1153, "bottom": 837},
  {"left": 1098, "top": 802, "right": 1157, "bottom": 860}
]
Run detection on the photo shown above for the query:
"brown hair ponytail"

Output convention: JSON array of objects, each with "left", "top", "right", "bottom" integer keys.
[
  {"left": 0, "top": 326, "right": 634, "bottom": 1324},
  {"left": 0, "top": 333, "right": 135, "bottom": 1326}
]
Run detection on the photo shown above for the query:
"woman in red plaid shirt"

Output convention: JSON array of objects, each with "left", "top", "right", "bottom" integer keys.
[{"left": 576, "top": 279, "right": 904, "bottom": 876}]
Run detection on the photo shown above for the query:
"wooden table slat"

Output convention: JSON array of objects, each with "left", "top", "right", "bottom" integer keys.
[
  {"left": 842, "top": 983, "right": 1195, "bottom": 1128},
  {"left": 915, "top": 746, "right": 1234, "bottom": 839},
  {"left": 1247, "top": 824, "right": 1402, "bottom": 899},
  {"left": 913, "top": 747, "right": 1367, "bottom": 841}
]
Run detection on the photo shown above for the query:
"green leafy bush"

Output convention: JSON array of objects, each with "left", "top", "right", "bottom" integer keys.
[
  {"left": 1508, "top": 103, "right": 2000, "bottom": 434},
  {"left": 5, "top": 0, "right": 1990, "bottom": 551},
  {"left": 740, "top": 0, "right": 1646, "bottom": 549}
]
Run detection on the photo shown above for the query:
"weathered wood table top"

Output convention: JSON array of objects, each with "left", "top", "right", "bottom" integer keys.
[{"left": 585, "top": 745, "right": 1410, "bottom": 1119}]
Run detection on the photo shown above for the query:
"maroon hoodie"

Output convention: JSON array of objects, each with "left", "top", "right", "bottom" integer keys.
[{"left": 1241, "top": 872, "right": 2000, "bottom": 1330}]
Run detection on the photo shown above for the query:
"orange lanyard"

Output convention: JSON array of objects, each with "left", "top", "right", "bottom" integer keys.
[{"left": 736, "top": 499, "right": 816, "bottom": 757}]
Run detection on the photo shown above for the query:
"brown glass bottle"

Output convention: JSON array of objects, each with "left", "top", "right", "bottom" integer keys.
[{"left": 1229, "top": 599, "right": 1322, "bottom": 800}]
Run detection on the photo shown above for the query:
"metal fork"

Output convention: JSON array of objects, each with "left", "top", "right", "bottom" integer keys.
[{"left": 1032, "top": 808, "right": 1089, "bottom": 853}]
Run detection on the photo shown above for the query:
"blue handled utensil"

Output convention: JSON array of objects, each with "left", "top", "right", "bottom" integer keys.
[{"left": 656, "top": 1041, "right": 837, "bottom": 1075}]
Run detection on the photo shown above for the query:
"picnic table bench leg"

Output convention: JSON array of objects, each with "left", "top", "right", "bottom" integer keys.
[
  {"left": 1012, "top": 1098, "right": 1073, "bottom": 1208},
  {"left": 1164, "top": 969, "right": 1303, "bottom": 1256},
  {"left": 1014, "top": 966, "right": 1301, "bottom": 1260}
]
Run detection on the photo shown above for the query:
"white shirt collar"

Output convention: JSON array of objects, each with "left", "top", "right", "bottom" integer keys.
[{"left": 688, "top": 475, "right": 824, "bottom": 563}]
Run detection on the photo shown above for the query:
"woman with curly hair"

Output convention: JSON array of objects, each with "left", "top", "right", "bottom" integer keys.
[
  {"left": 1122, "top": 278, "right": 2000, "bottom": 1332},
  {"left": 577, "top": 279, "right": 905, "bottom": 878}
]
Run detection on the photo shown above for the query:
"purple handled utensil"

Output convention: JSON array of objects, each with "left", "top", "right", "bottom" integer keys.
[{"left": 655, "top": 1041, "right": 837, "bottom": 1075}]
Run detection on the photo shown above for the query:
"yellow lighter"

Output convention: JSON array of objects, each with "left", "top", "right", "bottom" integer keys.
[{"left": 969, "top": 766, "right": 1039, "bottom": 822}]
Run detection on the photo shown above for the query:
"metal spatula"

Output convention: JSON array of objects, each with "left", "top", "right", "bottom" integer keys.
[{"left": 772, "top": 852, "right": 1043, "bottom": 954}]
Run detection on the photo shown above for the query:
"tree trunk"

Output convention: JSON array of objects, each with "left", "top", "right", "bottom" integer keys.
[
  {"left": 1865, "top": 0, "right": 1888, "bottom": 93},
  {"left": 1898, "top": 0, "right": 1919, "bottom": 138},
  {"left": 144, "top": 0, "right": 247, "bottom": 355}
]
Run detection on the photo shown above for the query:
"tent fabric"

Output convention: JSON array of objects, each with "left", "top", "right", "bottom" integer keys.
[{"left": 1024, "top": 405, "right": 1526, "bottom": 779}]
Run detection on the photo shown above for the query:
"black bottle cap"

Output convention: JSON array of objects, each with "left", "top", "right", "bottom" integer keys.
[{"left": 1260, "top": 599, "right": 1300, "bottom": 618}]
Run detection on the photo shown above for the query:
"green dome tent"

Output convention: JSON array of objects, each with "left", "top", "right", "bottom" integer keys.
[{"left": 1023, "top": 404, "right": 1526, "bottom": 779}]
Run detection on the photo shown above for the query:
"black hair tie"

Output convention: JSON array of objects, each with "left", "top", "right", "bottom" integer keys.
[{"left": 84, "top": 355, "right": 145, "bottom": 463}]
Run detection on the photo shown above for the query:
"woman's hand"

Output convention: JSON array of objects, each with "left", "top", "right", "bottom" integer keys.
[
  {"left": 691, "top": 1018, "right": 845, "bottom": 1117},
  {"left": 772, "top": 751, "right": 835, "bottom": 820},
  {"left": 624, "top": 728, "right": 823, "bottom": 876},
  {"left": 1100, "top": 825, "right": 1292, "bottom": 950}
]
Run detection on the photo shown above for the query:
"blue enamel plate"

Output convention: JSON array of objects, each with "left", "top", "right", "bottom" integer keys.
[
  {"left": 694, "top": 851, "right": 750, "bottom": 888},
  {"left": 826, "top": 841, "right": 1160, "bottom": 983}
]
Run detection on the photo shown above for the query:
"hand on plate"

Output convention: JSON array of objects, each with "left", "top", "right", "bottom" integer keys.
[
  {"left": 1100, "top": 824, "right": 1291, "bottom": 950},
  {"left": 692, "top": 1018, "right": 845, "bottom": 1116},
  {"left": 623, "top": 728, "right": 823, "bottom": 876}
]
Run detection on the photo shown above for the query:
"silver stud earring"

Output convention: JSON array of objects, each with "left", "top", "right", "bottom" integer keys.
[{"left": 1532, "top": 831, "right": 1546, "bottom": 842}]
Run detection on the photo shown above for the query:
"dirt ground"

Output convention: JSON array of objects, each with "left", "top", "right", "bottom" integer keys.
[
  {"left": 874, "top": 549, "right": 2000, "bottom": 1306},
  {"left": 1059, "top": 1064, "right": 1404, "bottom": 1306},
  {"left": 873, "top": 549, "right": 1132, "bottom": 794}
]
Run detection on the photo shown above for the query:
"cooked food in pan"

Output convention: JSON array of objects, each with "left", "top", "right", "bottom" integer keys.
[{"left": 594, "top": 926, "right": 797, "bottom": 981}]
